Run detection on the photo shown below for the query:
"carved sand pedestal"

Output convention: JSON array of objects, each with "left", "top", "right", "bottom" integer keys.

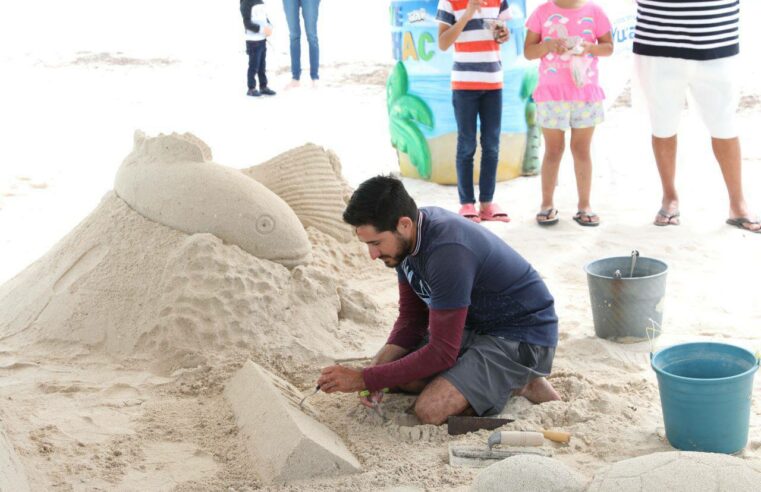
[{"left": 224, "top": 361, "right": 361, "bottom": 483}]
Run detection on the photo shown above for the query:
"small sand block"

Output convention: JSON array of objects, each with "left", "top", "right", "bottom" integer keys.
[{"left": 224, "top": 360, "right": 361, "bottom": 483}]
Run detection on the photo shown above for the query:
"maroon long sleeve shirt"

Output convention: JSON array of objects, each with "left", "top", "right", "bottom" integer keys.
[{"left": 362, "top": 281, "right": 468, "bottom": 391}]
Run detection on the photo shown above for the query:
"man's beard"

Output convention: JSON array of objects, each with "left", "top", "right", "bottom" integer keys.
[{"left": 380, "top": 233, "right": 411, "bottom": 268}]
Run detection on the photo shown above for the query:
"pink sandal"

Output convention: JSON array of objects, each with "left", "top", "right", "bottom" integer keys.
[
  {"left": 458, "top": 203, "right": 481, "bottom": 223},
  {"left": 479, "top": 203, "right": 510, "bottom": 223}
]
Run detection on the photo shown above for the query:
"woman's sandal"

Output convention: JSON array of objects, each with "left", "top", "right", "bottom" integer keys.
[
  {"left": 726, "top": 217, "right": 761, "bottom": 233},
  {"left": 536, "top": 208, "right": 559, "bottom": 226},
  {"left": 479, "top": 203, "right": 510, "bottom": 223},
  {"left": 573, "top": 211, "right": 600, "bottom": 227},
  {"left": 458, "top": 203, "right": 481, "bottom": 223}
]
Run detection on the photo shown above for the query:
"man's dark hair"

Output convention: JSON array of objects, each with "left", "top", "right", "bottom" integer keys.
[{"left": 343, "top": 175, "right": 418, "bottom": 232}]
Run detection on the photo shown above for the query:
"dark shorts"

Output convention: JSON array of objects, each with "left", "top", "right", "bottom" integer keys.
[{"left": 441, "top": 330, "right": 555, "bottom": 416}]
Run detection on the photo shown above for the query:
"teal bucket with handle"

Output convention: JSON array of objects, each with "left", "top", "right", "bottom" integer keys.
[{"left": 651, "top": 342, "right": 759, "bottom": 454}]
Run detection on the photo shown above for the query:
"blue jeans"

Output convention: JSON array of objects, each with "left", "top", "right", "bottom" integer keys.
[
  {"left": 245, "top": 40, "right": 268, "bottom": 90},
  {"left": 452, "top": 89, "right": 502, "bottom": 204},
  {"left": 282, "top": 0, "right": 320, "bottom": 81}
]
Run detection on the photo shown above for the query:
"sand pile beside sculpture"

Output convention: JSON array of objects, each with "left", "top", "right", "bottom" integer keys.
[{"left": 0, "top": 132, "right": 384, "bottom": 377}]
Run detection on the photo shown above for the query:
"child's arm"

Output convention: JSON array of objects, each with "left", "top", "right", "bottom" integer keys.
[
  {"left": 582, "top": 32, "right": 613, "bottom": 57},
  {"left": 438, "top": 0, "right": 487, "bottom": 51},
  {"left": 524, "top": 30, "right": 566, "bottom": 60}
]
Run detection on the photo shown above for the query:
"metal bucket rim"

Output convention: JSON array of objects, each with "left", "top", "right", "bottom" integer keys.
[
  {"left": 584, "top": 256, "right": 669, "bottom": 280},
  {"left": 651, "top": 341, "right": 760, "bottom": 384}
]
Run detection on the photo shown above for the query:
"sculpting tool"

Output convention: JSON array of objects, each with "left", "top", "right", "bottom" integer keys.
[{"left": 298, "top": 385, "right": 320, "bottom": 409}]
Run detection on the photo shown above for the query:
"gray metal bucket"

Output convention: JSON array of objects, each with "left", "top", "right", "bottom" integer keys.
[{"left": 584, "top": 256, "right": 668, "bottom": 342}]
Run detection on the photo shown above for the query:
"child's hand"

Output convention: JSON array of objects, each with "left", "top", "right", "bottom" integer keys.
[
  {"left": 579, "top": 41, "right": 595, "bottom": 55},
  {"left": 543, "top": 38, "right": 567, "bottom": 55},
  {"left": 494, "top": 25, "right": 510, "bottom": 44},
  {"left": 264, "top": 25, "right": 273, "bottom": 37},
  {"left": 464, "top": 0, "right": 487, "bottom": 20}
]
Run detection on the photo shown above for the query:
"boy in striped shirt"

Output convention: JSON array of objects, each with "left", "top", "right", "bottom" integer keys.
[{"left": 437, "top": 0, "right": 511, "bottom": 223}]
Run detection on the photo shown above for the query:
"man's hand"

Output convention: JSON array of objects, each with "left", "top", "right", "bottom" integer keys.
[
  {"left": 263, "top": 25, "right": 273, "bottom": 37},
  {"left": 543, "top": 38, "right": 567, "bottom": 55},
  {"left": 359, "top": 390, "right": 385, "bottom": 409},
  {"left": 464, "top": 0, "right": 487, "bottom": 20},
  {"left": 317, "top": 365, "right": 365, "bottom": 393}
]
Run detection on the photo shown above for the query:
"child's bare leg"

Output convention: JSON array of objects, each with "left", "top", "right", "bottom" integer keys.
[
  {"left": 540, "top": 128, "right": 565, "bottom": 213},
  {"left": 570, "top": 126, "right": 597, "bottom": 221}
]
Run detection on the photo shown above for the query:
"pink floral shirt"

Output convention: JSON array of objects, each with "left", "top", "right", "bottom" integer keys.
[{"left": 526, "top": 1, "right": 612, "bottom": 102}]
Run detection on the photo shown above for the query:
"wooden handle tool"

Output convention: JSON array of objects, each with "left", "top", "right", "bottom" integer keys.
[{"left": 487, "top": 429, "right": 571, "bottom": 449}]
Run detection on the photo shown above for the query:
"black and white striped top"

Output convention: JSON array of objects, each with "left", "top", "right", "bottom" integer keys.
[{"left": 633, "top": 0, "right": 740, "bottom": 60}]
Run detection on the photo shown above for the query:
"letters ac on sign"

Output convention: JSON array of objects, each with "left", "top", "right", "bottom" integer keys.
[{"left": 402, "top": 31, "right": 435, "bottom": 61}]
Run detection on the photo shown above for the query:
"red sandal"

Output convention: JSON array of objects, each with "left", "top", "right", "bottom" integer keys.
[
  {"left": 458, "top": 203, "right": 481, "bottom": 223},
  {"left": 479, "top": 203, "right": 510, "bottom": 223}
]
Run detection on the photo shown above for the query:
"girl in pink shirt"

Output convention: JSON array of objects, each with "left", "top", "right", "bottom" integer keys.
[{"left": 524, "top": 0, "right": 613, "bottom": 226}]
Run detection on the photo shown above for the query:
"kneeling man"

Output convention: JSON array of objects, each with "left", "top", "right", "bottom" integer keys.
[{"left": 318, "top": 176, "right": 560, "bottom": 424}]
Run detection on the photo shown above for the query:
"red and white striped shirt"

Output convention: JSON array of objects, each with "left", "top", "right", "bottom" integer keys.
[{"left": 436, "top": 0, "right": 509, "bottom": 90}]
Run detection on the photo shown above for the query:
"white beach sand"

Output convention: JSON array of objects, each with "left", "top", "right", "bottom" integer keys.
[{"left": 0, "top": 0, "right": 759, "bottom": 490}]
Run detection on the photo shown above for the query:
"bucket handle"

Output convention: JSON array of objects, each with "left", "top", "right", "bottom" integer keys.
[
  {"left": 756, "top": 351, "right": 761, "bottom": 367},
  {"left": 647, "top": 318, "right": 662, "bottom": 360}
]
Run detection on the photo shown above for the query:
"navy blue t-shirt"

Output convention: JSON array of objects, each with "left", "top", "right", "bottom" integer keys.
[{"left": 396, "top": 207, "right": 558, "bottom": 347}]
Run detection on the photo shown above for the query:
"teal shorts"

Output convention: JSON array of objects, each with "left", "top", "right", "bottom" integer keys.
[{"left": 537, "top": 100, "right": 604, "bottom": 130}]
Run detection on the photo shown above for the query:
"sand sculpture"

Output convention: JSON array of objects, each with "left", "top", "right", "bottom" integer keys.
[
  {"left": 0, "top": 132, "right": 379, "bottom": 485},
  {"left": 115, "top": 131, "right": 312, "bottom": 268},
  {"left": 0, "top": 132, "right": 376, "bottom": 370},
  {"left": 588, "top": 451, "right": 761, "bottom": 491}
]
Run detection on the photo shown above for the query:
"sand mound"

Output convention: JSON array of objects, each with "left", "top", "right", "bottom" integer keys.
[
  {"left": 588, "top": 451, "right": 761, "bottom": 492},
  {"left": 472, "top": 454, "right": 587, "bottom": 492},
  {"left": 0, "top": 423, "right": 29, "bottom": 491},
  {"left": 0, "top": 137, "right": 387, "bottom": 376},
  {"left": 115, "top": 131, "right": 312, "bottom": 267}
]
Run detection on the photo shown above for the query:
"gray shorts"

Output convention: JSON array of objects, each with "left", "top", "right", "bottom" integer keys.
[{"left": 441, "top": 330, "right": 555, "bottom": 416}]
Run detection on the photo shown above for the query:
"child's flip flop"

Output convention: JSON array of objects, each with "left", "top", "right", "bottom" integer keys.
[
  {"left": 536, "top": 208, "right": 559, "bottom": 226},
  {"left": 573, "top": 211, "right": 600, "bottom": 227}
]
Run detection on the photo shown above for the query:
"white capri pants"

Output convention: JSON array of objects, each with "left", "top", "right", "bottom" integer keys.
[{"left": 635, "top": 54, "right": 739, "bottom": 139}]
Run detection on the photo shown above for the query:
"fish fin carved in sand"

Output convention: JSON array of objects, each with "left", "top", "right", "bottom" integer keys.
[
  {"left": 125, "top": 130, "right": 213, "bottom": 166},
  {"left": 244, "top": 144, "right": 354, "bottom": 243}
]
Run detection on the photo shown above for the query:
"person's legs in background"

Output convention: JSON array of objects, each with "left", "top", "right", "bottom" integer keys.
[
  {"left": 538, "top": 127, "right": 564, "bottom": 223},
  {"left": 569, "top": 125, "right": 599, "bottom": 225},
  {"left": 691, "top": 57, "right": 759, "bottom": 232},
  {"left": 246, "top": 40, "right": 265, "bottom": 96},
  {"left": 651, "top": 135, "right": 680, "bottom": 225},
  {"left": 257, "top": 44, "right": 276, "bottom": 96},
  {"left": 452, "top": 90, "right": 480, "bottom": 220},
  {"left": 282, "top": 0, "right": 302, "bottom": 88},
  {"left": 477, "top": 89, "right": 509, "bottom": 221},
  {"left": 635, "top": 54, "right": 688, "bottom": 226},
  {"left": 302, "top": 0, "right": 321, "bottom": 84}
]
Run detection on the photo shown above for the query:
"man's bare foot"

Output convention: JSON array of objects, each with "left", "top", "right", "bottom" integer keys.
[
  {"left": 311, "top": 79, "right": 319, "bottom": 89},
  {"left": 513, "top": 377, "right": 561, "bottom": 404},
  {"left": 285, "top": 79, "right": 300, "bottom": 90}
]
